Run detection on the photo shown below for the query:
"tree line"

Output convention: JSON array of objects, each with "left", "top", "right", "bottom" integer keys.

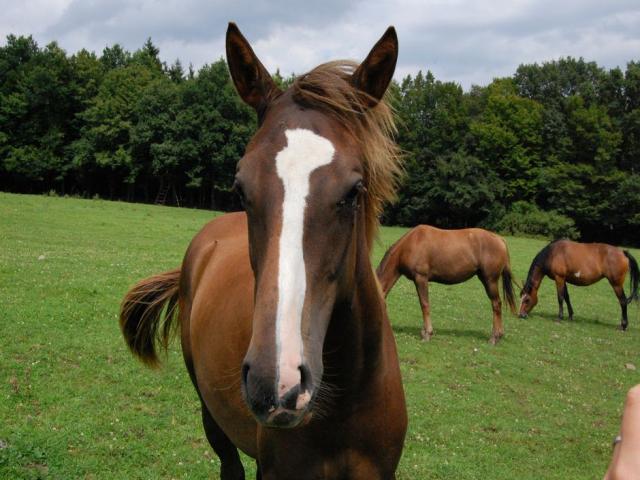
[{"left": 1, "top": 35, "right": 639, "bottom": 245}]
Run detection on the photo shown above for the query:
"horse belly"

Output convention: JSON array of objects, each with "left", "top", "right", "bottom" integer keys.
[
  {"left": 429, "top": 271, "right": 476, "bottom": 285},
  {"left": 427, "top": 257, "right": 478, "bottom": 285},
  {"left": 565, "top": 268, "right": 603, "bottom": 286}
]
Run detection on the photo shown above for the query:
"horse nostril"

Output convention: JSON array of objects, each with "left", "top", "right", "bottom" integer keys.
[
  {"left": 299, "top": 364, "right": 312, "bottom": 392},
  {"left": 242, "top": 362, "right": 277, "bottom": 418}
]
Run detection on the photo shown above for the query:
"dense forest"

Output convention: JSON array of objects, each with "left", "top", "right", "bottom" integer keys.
[{"left": 1, "top": 35, "right": 639, "bottom": 245}]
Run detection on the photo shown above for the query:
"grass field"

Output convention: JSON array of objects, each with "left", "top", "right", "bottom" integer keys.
[{"left": 1, "top": 192, "right": 639, "bottom": 479}]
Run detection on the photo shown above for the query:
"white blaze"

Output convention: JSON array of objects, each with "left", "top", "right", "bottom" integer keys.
[{"left": 274, "top": 128, "right": 335, "bottom": 397}]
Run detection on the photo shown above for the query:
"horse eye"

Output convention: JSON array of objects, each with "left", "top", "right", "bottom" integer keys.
[{"left": 337, "top": 181, "right": 364, "bottom": 209}]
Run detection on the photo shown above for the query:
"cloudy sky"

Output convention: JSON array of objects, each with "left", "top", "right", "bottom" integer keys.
[{"left": 2, "top": 0, "right": 639, "bottom": 88}]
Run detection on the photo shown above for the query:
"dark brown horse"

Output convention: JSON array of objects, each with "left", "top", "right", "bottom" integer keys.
[
  {"left": 119, "top": 24, "right": 407, "bottom": 479},
  {"left": 519, "top": 239, "right": 639, "bottom": 329},
  {"left": 376, "top": 225, "right": 516, "bottom": 344}
]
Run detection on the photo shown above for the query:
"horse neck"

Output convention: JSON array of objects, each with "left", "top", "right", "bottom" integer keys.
[
  {"left": 376, "top": 245, "right": 402, "bottom": 297},
  {"left": 323, "top": 220, "right": 390, "bottom": 397},
  {"left": 526, "top": 264, "right": 545, "bottom": 294}
]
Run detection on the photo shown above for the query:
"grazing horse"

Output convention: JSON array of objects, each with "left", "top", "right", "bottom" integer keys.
[
  {"left": 519, "top": 239, "right": 640, "bottom": 329},
  {"left": 119, "top": 24, "right": 407, "bottom": 480},
  {"left": 376, "top": 225, "right": 517, "bottom": 344}
]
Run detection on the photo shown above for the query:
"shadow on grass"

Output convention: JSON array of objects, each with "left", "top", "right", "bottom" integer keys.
[
  {"left": 526, "top": 310, "right": 621, "bottom": 330},
  {"left": 391, "top": 324, "right": 489, "bottom": 341}
]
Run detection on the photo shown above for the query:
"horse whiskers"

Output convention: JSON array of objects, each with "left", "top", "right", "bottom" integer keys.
[
  {"left": 210, "top": 377, "right": 243, "bottom": 392},
  {"left": 308, "top": 379, "right": 343, "bottom": 421},
  {"left": 317, "top": 380, "right": 344, "bottom": 397},
  {"left": 320, "top": 344, "right": 342, "bottom": 357},
  {"left": 216, "top": 366, "right": 243, "bottom": 379}
]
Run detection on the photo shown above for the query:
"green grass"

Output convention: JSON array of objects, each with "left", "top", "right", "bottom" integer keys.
[{"left": 1, "top": 192, "right": 638, "bottom": 479}]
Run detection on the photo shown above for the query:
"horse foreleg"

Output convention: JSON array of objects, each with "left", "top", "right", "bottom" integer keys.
[
  {"left": 200, "top": 402, "right": 245, "bottom": 480},
  {"left": 563, "top": 283, "right": 574, "bottom": 321},
  {"left": 414, "top": 275, "right": 433, "bottom": 341},
  {"left": 554, "top": 277, "right": 566, "bottom": 321},
  {"left": 612, "top": 284, "right": 628, "bottom": 331}
]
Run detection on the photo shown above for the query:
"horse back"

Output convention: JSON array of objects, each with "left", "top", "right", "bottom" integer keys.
[
  {"left": 551, "top": 240, "right": 627, "bottom": 285},
  {"left": 406, "top": 225, "right": 508, "bottom": 282}
]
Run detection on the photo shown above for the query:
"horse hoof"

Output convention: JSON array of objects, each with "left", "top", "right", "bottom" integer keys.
[
  {"left": 421, "top": 331, "right": 434, "bottom": 342},
  {"left": 618, "top": 325, "right": 628, "bottom": 332}
]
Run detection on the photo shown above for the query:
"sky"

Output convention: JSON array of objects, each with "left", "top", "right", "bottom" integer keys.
[{"left": 1, "top": 0, "right": 639, "bottom": 89}]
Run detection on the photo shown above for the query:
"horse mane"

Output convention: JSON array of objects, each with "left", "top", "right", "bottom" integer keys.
[
  {"left": 291, "top": 61, "right": 404, "bottom": 247},
  {"left": 523, "top": 241, "right": 558, "bottom": 293},
  {"left": 376, "top": 244, "right": 396, "bottom": 277}
]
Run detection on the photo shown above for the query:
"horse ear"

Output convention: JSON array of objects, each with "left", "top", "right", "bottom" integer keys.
[
  {"left": 351, "top": 26, "right": 398, "bottom": 108},
  {"left": 226, "top": 23, "right": 281, "bottom": 114}
]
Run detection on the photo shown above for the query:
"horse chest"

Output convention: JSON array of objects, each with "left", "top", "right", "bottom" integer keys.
[
  {"left": 258, "top": 395, "right": 404, "bottom": 479},
  {"left": 258, "top": 442, "right": 391, "bottom": 480}
]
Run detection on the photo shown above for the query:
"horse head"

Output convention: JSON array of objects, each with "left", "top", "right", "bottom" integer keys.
[
  {"left": 227, "top": 23, "right": 400, "bottom": 428},
  {"left": 519, "top": 288, "right": 538, "bottom": 318}
]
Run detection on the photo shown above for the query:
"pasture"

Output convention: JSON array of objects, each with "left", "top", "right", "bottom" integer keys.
[{"left": 1, "top": 192, "right": 639, "bottom": 479}]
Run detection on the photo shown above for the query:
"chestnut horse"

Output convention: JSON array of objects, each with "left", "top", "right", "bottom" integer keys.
[
  {"left": 119, "top": 24, "right": 407, "bottom": 479},
  {"left": 519, "top": 239, "right": 639, "bottom": 329},
  {"left": 376, "top": 225, "right": 516, "bottom": 344}
]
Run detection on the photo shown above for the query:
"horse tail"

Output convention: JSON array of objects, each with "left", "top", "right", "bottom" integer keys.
[
  {"left": 623, "top": 250, "right": 639, "bottom": 304},
  {"left": 497, "top": 236, "right": 518, "bottom": 315},
  {"left": 119, "top": 268, "right": 181, "bottom": 367},
  {"left": 502, "top": 266, "right": 517, "bottom": 315}
]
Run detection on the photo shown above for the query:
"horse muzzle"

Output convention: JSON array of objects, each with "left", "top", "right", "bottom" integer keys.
[
  {"left": 265, "top": 399, "right": 313, "bottom": 428},
  {"left": 242, "top": 361, "right": 314, "bottom": 428}
]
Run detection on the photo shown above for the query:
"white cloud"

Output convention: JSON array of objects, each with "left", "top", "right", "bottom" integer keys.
[
  {"left": 0, "top": 0, "right": 71, "bottom": 38},
  {"left": 1, "top": 0, "right": 639, "bottom": 88}
]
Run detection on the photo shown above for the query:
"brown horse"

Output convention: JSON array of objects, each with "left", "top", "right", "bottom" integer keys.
[
  {"left": 376, "top": 225, "right": 517, "bottom": 344},
  {"left": 119, "top": 24, "right": 407, "bottom": 480},
  {"left": 519, "top": 239, "right": 639, "bottom": 329}
]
